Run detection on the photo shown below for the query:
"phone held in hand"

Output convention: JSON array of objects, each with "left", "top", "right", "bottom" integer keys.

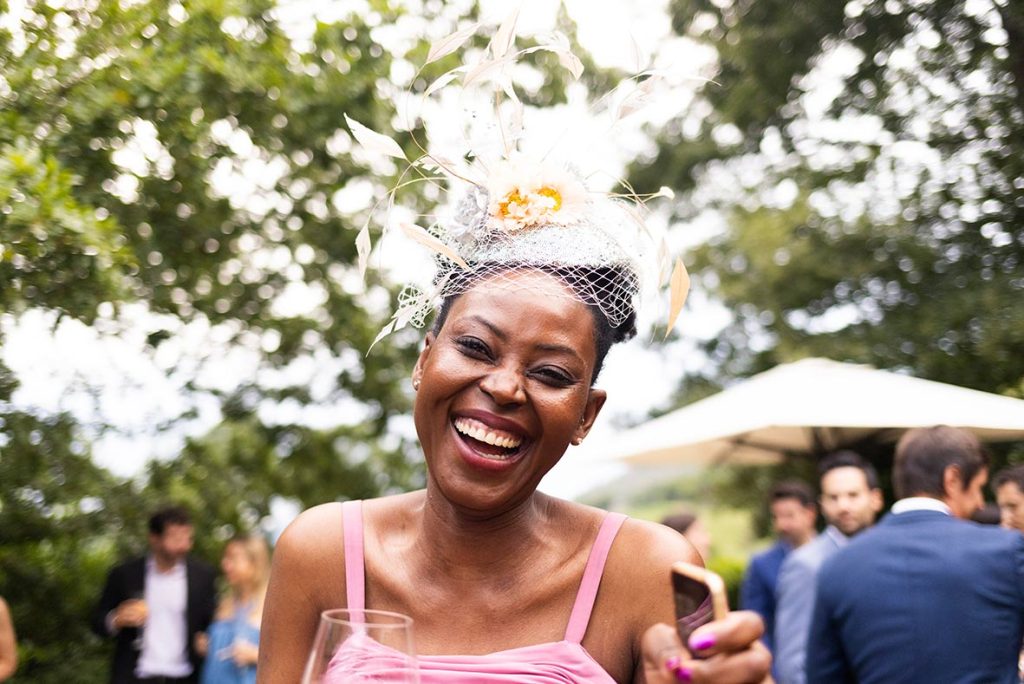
[{"left": 671, "top": 561, "right": 728, "bottom": 646}]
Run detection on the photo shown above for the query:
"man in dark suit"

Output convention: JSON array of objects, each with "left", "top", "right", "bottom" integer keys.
[
  {"left": 739, "top": 480, "right": 818, "bottom": 666},
  {"left": 807, "top": 426, "right": 1024, "bottom": 684},
  {"left": 92, "top": 506, "right": 217, "bottom": 684}
]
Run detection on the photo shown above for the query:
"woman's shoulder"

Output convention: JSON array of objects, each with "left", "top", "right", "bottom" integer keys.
[
  {"left": 274, "top": 494, "right": 423, "bottom": 575},
  {"left": 550, "top": 498, "right": 697, "bottom": 556},
  {"left": 618, "top": 515, "right": 700, "bottom": 562}
]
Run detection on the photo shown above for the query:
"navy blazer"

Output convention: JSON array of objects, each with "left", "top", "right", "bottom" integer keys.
[
  {"left": 807, "top": 510, "right": 1024, "bottom": 684},
  {"left": 91, "top": 556, "right": 217, "bottom": 684},
  {"left": 740, "top": 541, "right": 792, "bottom": 655}
]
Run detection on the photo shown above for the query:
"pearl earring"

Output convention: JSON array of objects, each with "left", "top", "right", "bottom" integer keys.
[{"left": 413, "top": 378, "right": 421, "bottom": 390}]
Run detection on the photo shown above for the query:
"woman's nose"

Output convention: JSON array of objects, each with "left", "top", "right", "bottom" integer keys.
[{"left": 479, "top": 365, "right": 526, "bottom": 405}]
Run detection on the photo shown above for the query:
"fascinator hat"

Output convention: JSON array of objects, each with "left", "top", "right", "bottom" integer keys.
[{"left": 345, "top": 10, "right": 690, "bottom": 347}]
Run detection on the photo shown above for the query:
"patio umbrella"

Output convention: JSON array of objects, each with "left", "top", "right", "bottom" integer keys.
[{"left": 592, "top": 358, "right": 1024, "bottom": 466}]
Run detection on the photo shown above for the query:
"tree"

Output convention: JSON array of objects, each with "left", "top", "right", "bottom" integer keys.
[
  {"left": 1, "top": 0, "right": 424, "bottom": 678},
  {"left": 0, "top": 359, "right": 145, "bottom": 683},
  {"left": 635, "top": 0, "right": 1024, "bottom": 397}
]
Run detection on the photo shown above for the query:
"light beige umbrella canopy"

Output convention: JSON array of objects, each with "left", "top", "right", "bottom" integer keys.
[{"left": 593, "top": 358, "right": 1024, "bottom": 467}]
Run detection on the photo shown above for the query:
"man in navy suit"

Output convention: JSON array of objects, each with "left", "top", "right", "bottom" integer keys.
[
  {"left": 807, "top": 426, "right": 1024, "bottom": 684},
  {"left": 740, "top": 480, "right": 817, "bottom": 664}
]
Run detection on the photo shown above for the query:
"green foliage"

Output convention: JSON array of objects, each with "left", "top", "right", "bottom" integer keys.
[
  {"left": 0, "top": 365, "right": 141, "bottom": 681},
  {"left": 639, "top": 0, "right": 1024, "bottom": 397},
  {"left": 706, "top": 555, "right": 746, "bottom": 611},
  {"left": 0, "top": 0, "right": 433, "bottom": 679},
  {"left": 0, "top": 140, "right": 133, "bottom": 320}
]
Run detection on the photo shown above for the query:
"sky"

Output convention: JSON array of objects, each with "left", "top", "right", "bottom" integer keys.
[{"left": 2, "top": 0, "right": 728, "bottom": 508}]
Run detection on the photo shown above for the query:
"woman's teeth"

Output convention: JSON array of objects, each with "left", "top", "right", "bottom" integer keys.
[{"left": 454, "top": 417, "right": 523, "bottom": 449}]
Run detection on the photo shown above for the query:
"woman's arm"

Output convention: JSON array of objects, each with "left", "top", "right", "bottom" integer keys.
[
  {"left": 602, "top": 519, "right": 770, "bottom": 683},
  {"left": 0, "top": 597, "right": 17, "bottom": 681},
  {"left": 257, "top": 503, "right": 346, "bottom": 683}
]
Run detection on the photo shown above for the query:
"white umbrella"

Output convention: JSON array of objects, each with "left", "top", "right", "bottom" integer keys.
[{"left": 592, "top": 358, "right": 1024, "bottom": 466}]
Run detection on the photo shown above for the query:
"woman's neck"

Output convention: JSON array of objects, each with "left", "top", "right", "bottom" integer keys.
[
  {"left": 232, "top": 584, "right": 256, "bottom": 604},
  {"left": 413, "top": 489, "right": 560, "bottom": 580}
]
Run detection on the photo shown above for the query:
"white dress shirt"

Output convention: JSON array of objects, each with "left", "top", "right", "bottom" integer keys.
[
  {"left": 891, "top": 497, "right": 952, "bottom": 516},
  {"left": 136, "top": 557, "right": 192, "bottom": 678}
]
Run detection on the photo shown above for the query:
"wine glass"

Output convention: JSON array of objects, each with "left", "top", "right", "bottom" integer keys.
[{"left": 302, "top": 608, "right": 419, "bottom": 683}]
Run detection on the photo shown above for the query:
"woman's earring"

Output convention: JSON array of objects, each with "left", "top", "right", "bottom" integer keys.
[{"left": 412, "top": 377, "right": 421, "bottom": 390}]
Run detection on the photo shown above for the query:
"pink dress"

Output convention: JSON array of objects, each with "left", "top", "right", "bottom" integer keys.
[{"left": 325, "top": 500, "right": 626, "bottom": 683}]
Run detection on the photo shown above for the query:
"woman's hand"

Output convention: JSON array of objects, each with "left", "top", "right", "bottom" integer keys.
[{"left": 641, "top": 611, "right": 771, "bottom": 683}]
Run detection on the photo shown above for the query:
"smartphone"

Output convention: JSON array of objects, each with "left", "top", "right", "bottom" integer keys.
[{"left": 671, "top": 561, "right": 728, "bottom": 645}]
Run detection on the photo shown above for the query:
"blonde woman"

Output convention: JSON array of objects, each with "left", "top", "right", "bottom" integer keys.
[{"left": 198, "top": 534, "right": 270, "bottom": 684}]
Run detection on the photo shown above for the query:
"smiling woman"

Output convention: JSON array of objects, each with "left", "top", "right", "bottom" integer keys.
[
  {"left": 256, "top": 13, "right": 770, "bottom": 684},
  {"left": 258, "top": 265, "right": 771, "bottom": 684},
  {"left": 413, "top": 270, "right": 608, "bottom": 509}
]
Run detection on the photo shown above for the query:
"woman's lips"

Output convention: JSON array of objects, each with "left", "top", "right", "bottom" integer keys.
[
  {"left": 453, "top": 416, "right": 523, "bottom": 449},
  {"left": 450, "top": 413, "right": 530, "bottom": 468}
]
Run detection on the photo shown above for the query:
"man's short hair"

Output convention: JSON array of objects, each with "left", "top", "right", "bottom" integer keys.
[
  {"left": 894, "top": 426, "right": 989, "bottom": 500},
  {"left": 769, "top": 479, "right": 816, "bottom": 509},
  {"left": 818, "top": 450, "right": 880, "bottom": 490},
  {"left": 149, "top": 505, "right": 192, "bottom": 535},
  {"left": 992, "top": 464, "right": 1024, "bottom": 494}
]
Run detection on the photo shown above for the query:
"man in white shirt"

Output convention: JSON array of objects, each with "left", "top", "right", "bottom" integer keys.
[{"left": 92, "top": 506, "right": 216, "bottom": 684}]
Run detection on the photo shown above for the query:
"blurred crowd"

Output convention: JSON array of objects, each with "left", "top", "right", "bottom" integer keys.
[
  {"left": 719, "top": 425, "right": 1024, "bottom": 684},
  {"left": 90, "top": 506, "right": 271, "bottom": 684}
]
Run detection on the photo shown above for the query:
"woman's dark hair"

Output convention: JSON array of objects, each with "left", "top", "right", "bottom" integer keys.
[
  {"left": 430, "top": 263, "right": 638, "bottom": 384},
  {"left": 893, "top": 425, "right": 989, "bottom": 500}
]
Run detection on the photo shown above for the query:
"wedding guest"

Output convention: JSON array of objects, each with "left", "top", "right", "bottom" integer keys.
[
  {"left": 92, "top": 505, "right": 217, "bottom": 683},
  {"left": 258, "top": 22, "right": 771, "bottom": 681},
  {"left": 740, "top": 480, "right": 817, "bottom": 661},
  {"left": 197, "top": 534, "right": 270, "bottom": 684},
  {"left": 0, "top": 596, "right": 16, "bottom": 681},
  {"left": 808, "top": 426, "right": 1024, "bottom": 683},
  {"left": 661, "top": 510, "right": 712, "bottom": 561},
  {"left": 994, "top": 464, "right": 1024, "bottom": 532},
  {"left": 774, "top": 451, "right": 883, "bottom": 684}
]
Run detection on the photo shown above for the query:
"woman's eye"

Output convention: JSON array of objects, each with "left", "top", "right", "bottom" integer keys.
[
  {"left": 455, "top": 337, "right": 492, "bottom": 359},
  {"left": 533, "top": 367, "right": 575, "bottom": 387}
]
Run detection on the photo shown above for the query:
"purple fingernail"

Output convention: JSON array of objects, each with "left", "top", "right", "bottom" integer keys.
[
  {"left": 665, "top": 655, "right": 682, "bottom": 671},
  {"left": 675, "top": 666, "right": 693, "bottom": 682},
  {"left": 690, "top": 633, "right": 716, "bottom": 651}
]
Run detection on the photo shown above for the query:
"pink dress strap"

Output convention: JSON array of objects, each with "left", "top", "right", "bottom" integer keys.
[
  {"left": 564, "top": 512, "right": 628, "bottom": 644},
  {"left": 342, "top": 500, "right": 365, "bottom": 612}
]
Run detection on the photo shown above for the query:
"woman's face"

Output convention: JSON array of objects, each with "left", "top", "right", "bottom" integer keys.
[
  {"left": 413, "top": 269, "right": 607, "bottom": 513},
  {"left": 221, "top": 541, "right": 254, "bottom": 588}
]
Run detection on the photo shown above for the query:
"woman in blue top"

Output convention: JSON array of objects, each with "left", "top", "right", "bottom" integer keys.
[{"left": 198, "top": 534, "right": 270, "bottom": 684}]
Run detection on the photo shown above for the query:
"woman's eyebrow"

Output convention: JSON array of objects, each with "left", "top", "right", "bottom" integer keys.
[
  {"left": 464, "top": 315, "right": 584, "bottom": 363},
  {"left": 535, "top": 342, "right": 584, "bottom": 364},
  {"left": 465, "top": 315, "right": 507, "bottom": 341}
]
